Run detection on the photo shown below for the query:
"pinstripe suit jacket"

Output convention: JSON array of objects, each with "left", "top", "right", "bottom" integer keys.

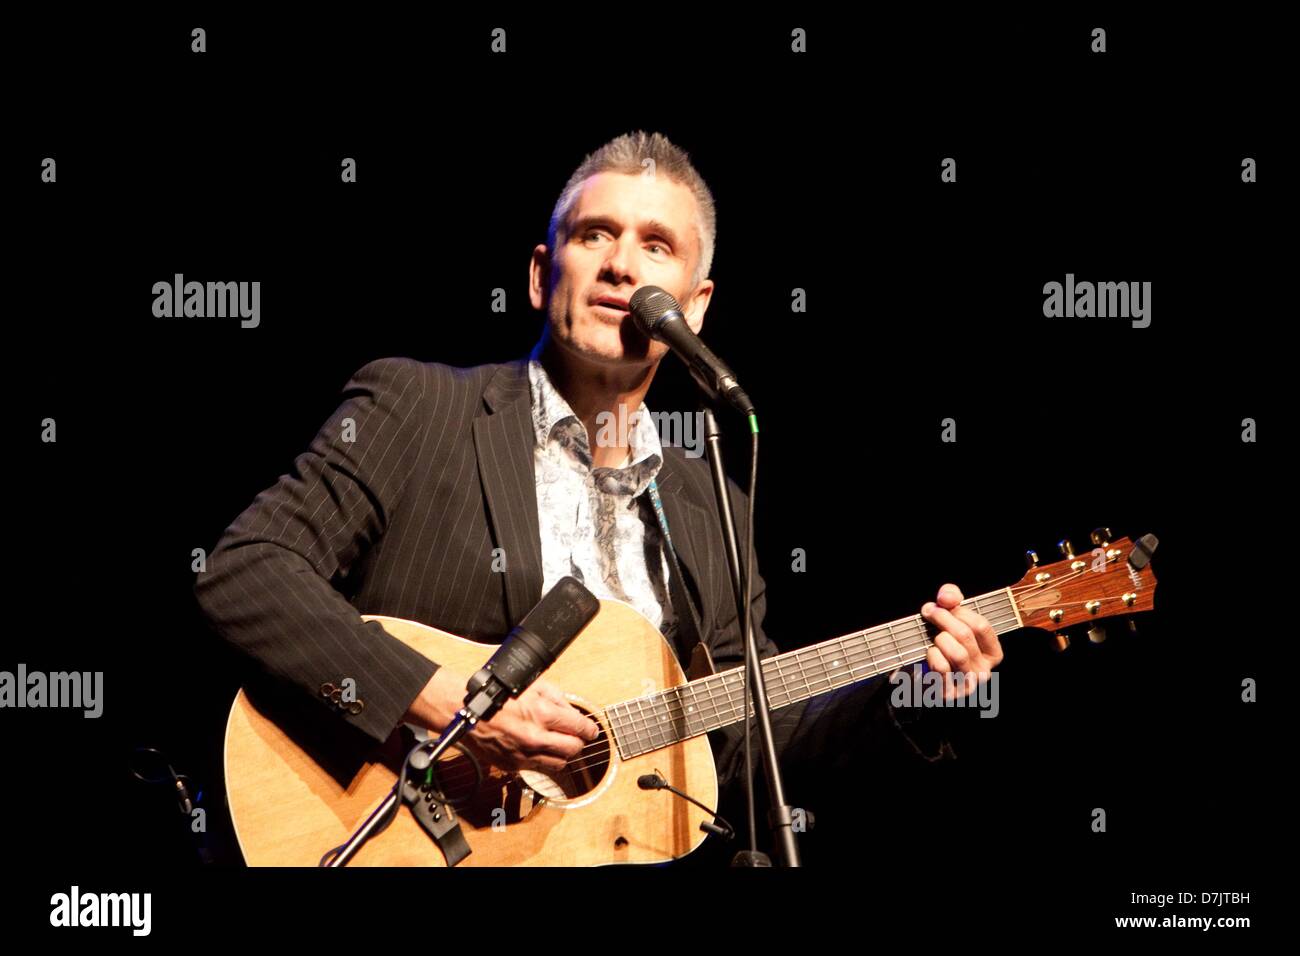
[{"left": 194, "top": 356, "right": 944, "bottom": 796}]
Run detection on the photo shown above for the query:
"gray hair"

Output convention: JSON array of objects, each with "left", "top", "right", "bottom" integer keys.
[{"left": 547, "top": 131, "right": 716, "bottom": 287}]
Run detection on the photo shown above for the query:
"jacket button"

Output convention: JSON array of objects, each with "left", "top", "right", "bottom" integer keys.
[
  {"left": 320, "top": 682, "right": 336, "bottom": 697},
  {"left": 347, "top": 700, "right": 366, "bottom": 715}
]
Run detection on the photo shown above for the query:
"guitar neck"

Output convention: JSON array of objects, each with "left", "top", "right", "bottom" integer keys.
[{"left": 608, "top": 589, "right": 1022, "bottom": 759}]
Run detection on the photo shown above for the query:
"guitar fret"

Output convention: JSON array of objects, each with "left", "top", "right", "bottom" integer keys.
[
  {"left": 911, "top": 617, "right": 931, "bottom": 662},
  {"left": 784, "top": 646, "right": 811, "bottom": 706},
  {"left": 768, "top": 653, "right": 792, "bottom": 708},
  {"left": 699, "top": 675, "right": 726, "bottom": 734},
  {"left": 816, "top": 634, "right": 847, "bottom": 697},
  {"left": 688, "top": 684, "right": 708, "bottom": 738},
  {"left": 694, "top": 676, "right": 720, "bottom": 735},
  {"left": 632, "top": 697, "right": 654, "bottom": 755},
  {"left": 836, "top": 633, "right": 853, "bottom": 691},
  {"left": 617, "top": 702, "right": 645, "bottom": 758},
  {"left": 615, "top": 701, "right": 637, "bottom": 757},
  {"left": 655, "top": 695, "right": 669, "bottom": 750},
  {"left": 676, "top": 684, "right": 701, "bottom": 739},
  {"left": 606, "top": 704, "right": 625, "bottom": 755},
  {"left": 875, "top": 624, "right": 891, "bottom": 675},
  {"left": 637, "top": 697, "right": 657, "bottom": 754},
  {"left": 886, "top": 620, "right": 907, "bottom": 671},
  {"left": 763, "top": 655, "right": 783, "bottom": 709},
  {"left": 659, "top": 686, "right": 691, "bottom": 743},
  {"left": 720, "top": 668, "right": 747, "bottom": 728},
  {"left": 682, "top": 685, "right": 709, "bottom": 739},
  {"left": 808, "top": 641, "right": 831, "bottom": 696},
  {"left": 642, "top": 695, "right": 665, "bottom": 755},
  {"left": 817, "top": 639, "right": 840, "bottom": 693},
  {"left": 652, "top": 695, "right": 671, "bottom": 751}
]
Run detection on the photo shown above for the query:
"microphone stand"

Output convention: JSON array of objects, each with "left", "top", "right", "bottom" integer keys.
[
  {"left": 700, "top": 405, "right": 800, "bottom": 867},
  {"left": 325, "top": 710, "right": 476, "bottom": 867}
]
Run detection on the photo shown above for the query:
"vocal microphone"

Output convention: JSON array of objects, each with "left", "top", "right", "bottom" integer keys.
[{"left": 628, "top": 286, "right": 754, "bottom": 415}]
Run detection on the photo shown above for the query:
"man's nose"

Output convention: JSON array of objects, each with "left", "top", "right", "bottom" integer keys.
[{"left": 600, "top": 237, "right": 638, "bottom": 283}]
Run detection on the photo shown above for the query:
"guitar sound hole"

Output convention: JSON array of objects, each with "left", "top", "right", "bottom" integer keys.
[
  {"left": 420, "top": 704, "right": 613, "bottom": 825},
  {"left": 518, "top": 703, "right": 612, "bottom": 803}
]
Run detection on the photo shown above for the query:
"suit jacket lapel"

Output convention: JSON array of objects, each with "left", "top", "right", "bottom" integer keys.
[
  {"left": 473, "top": 360, "right": 545, "bottom": 626},
  {"left": 471, "top": 361, "right": 717, "bottom": 640}
]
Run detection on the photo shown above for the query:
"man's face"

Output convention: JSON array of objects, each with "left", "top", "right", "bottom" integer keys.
[{"left": 530, "top": 171, "right": 714, "bottom": 369}]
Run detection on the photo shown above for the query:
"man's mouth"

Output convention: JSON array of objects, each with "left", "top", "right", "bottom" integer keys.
[{"left": 593, "top": 296, "right": 631, "bottom": 314}]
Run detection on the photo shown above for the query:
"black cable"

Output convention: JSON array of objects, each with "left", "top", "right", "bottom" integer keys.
[
  {"left": 739, "top": 423, "right": 759, "bottom": 854},
  {"left": 648, "top": 768, "right": 735, "bottom": 840},
  {"left": 130, "top": 746, "right": 198, "bottom": 815}
]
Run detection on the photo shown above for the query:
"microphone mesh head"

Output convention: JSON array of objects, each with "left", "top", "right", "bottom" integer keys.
[
  {"left": 628, "top": 286, "right": 681, "bottom": 337},
  {"left": 521, "top": 576, "right": 600, "bottom": 654}
]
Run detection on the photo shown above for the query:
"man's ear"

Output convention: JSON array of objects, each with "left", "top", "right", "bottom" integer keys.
[
  {"left": 684, "top": 278, "right": 715, "bottom": 334},
  {"left": 529, "top": 244, "right": 551, "bottom": 312}
]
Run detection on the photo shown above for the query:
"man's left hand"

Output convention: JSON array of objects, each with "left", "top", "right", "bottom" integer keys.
[{"left": 919, "top": 583, "right": 1004, "bottom": 701}]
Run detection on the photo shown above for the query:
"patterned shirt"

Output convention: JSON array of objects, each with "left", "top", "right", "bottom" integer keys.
[{"left": 527, "top": 346, "right": 676, "bottom": 633}]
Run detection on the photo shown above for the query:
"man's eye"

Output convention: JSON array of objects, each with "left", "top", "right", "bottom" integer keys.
[
  {"left": 647, "top": 243, "right": 667, "bottom": 254},
  {"left": 584, "top": 231, "right": 606, "bottom": 242}
]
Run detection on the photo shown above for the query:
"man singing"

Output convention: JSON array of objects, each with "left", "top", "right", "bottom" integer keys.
[{"left": 194, "top": 131, "right": 1003, "bottom": 860}]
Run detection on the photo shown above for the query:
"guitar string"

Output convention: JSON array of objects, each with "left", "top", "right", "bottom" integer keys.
[
  {"left": 423, "top": 565, "right": 1134, "bottom": 783},
  {"left": 483, "top": 568, "right": 1100, "bottom": 768},
  {"left": 433, "top": 632, "right": 949, "bottom": 786},
  {"left": 600, "top": 610, "right": 1022, "bottom": 762},
  {"left": 731, "top": 566, "right": 1103, "bottom": 697},
  {"left": 428, "top": 609, "right": 1020, "bottom": 784},
  {"left": 482, "top": 600, "right": 1015, "bottom": 768},
  {"left": 613, "top": 603, "right": 1021, "bottom": 740},
  {"left": 605, "top": 564, "right": 1141, "bottom": 760},
  {"left": 428, "top": 600, "right": 1023, "bottom": 786},
  {"left": 425, "top": 629, "right": 946, "bottom": 790}
]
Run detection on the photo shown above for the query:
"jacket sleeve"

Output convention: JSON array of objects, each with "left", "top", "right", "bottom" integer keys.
[
  {"left": 194, "top": 357, "right": 441, "bottom": 745},
  {"left": 705, "top": 479, "right": 953, "bottom": 795}
]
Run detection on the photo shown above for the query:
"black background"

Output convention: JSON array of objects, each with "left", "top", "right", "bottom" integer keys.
[{"left": 7, "top": 8, "right": 1281, "bottom": 942}]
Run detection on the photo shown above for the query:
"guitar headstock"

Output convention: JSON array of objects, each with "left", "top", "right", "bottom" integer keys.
[{"left": 1011, "top": 529, "right": 1158, "bottom": 648}]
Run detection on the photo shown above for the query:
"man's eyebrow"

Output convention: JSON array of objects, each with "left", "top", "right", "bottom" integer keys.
[
  {"left": 642, "top": 219, "right": 682, "bottom": 248},
  {"left": 570, "top": 215, "right": 682, "bottom": 248}
]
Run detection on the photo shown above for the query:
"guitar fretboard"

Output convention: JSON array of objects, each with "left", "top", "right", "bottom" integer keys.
[{"left": 606, "top": 589, "right": 1022, "bottom": 759}]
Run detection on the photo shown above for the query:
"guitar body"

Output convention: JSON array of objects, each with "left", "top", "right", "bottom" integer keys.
[{"left": 224, "top": 600, "right": 718, "bottom": 866}]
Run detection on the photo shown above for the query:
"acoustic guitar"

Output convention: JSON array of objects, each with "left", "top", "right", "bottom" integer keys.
[{"left": 224, "top": 531, "right": 1158, "bottom": 866}]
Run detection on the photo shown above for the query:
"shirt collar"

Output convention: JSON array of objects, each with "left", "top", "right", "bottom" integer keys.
[{"left": 527, "top": 343, "right": 664, "bottom": 493}]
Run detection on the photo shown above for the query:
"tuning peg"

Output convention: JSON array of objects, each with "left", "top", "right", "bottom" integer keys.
[
  {"left": 1090, "top": 527, "right": 1113, "bottom": 547},
  {"left": 1051, "top": 631, "right": 1070, "bottom": 652},
  {"left": 1128, "top": 620, "right": 1139, "bottom": 635},
  {"left": 1058, "top": 538, "right": 1076, "bottom": 559},
  {"left": 1087, "top": 624, "right": 1107, "bottom": 644},
  {"left": 1025, "top": 550, "right": 1040, "bottom": 569},
  {"left": 1127, "top": 533, "right": 1159, "bottom": 571}
]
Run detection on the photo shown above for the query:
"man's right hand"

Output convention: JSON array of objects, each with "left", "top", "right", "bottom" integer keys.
[{"left": 402, "top": 667, "right": 600, "bottom": 774}]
